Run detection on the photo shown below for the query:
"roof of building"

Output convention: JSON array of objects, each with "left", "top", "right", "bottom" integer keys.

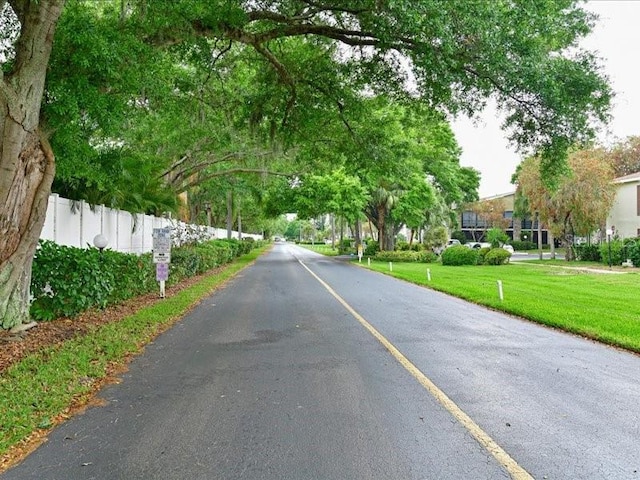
[
  {"left": 613, "top": 171, "right": 640, "bottom": 184},
  {"left": 479, "top": 191, "right": 515, "bottom": 201}
]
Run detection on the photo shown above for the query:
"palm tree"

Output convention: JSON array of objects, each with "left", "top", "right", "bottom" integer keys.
[{"left": 366, "top": 186, "right": 398, "bottom": 251}]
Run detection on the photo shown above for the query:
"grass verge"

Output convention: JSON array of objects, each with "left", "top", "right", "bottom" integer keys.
[
  {"left": 361, "top": 260, "right": 640, "bottom": 353},
  {"left": 297, "top": 244, "right": 340, "bottom": 256},
  {"left": 0, "top": 247, "right": 266, "bottom": 464}
]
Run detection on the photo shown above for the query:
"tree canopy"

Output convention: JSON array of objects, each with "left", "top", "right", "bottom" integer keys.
[
  {"left": 0, "top": 0, "right": 613, "bottom": 327},
  {"left": 514, "top": 148, "right": 616, "bottom": 259}
]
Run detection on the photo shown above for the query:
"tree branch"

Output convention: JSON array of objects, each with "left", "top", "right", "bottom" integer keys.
[
  {"left": 176, "top": 168, "right": 292, "bottom": 193},
  {"left": 251, "top": 42, "right": 297, "bottom": 128},
  {"left": 297, "top": 1, "right": 372, "bottom": 16},
  {"left": 461, "top": 64, "right": 545, "bottom": 125}
]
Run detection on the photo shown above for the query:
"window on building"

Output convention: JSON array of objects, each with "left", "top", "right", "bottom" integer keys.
[
  {"left": 504, "top": 211, "right": 513, "bottom": 228},
  {"left": 462, "top": 211, "right": 477, "bottom": 228}
]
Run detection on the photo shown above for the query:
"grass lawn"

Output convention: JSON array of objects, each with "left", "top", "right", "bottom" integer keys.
[
  {"left": 360, "top": 260, "right": 640, "bottom": 353},
  {"left": 298, "top": 243, "right": 340, "bottom": 256}
]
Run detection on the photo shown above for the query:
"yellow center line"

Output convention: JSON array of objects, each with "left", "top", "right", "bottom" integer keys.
[{"left": 298, "top": 258, "right": 533, "bottom": 480}]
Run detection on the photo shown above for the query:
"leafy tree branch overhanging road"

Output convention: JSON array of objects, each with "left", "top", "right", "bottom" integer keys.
[{"left": 0, "top": 0, "right": 611, "bottom": 328}]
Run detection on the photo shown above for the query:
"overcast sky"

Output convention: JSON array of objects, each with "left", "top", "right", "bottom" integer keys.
[{"left": 452, "top": 0, "right": 640, "bottom": 198}]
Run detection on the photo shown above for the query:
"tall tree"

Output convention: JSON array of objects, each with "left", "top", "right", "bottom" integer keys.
[
  {"left": 0, "top": 0, "right": 613, "bottom": 328},
  {"left": 0, "top": 0, "right": 65, "bottom": 329},
  {"left": 515, "top": 149, "right": 616, "bottom": 260},
  {"left": 609, "top": 136, "right": 640, "bottom": 178},
  {"left": 552, "top": 148, "right": 616, "bottom": 254},
  {"left": 390, "top": 176, "right": 437, "bottom": 246}
]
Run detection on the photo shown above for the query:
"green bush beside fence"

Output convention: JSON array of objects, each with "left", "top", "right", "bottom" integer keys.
[{"left": 30, "top": 238, "right": 266, "bottom": 321}]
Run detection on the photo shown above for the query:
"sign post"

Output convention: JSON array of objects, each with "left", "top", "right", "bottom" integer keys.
[{"left": 153, "top": 227, "right": 171, "bottom": 298}]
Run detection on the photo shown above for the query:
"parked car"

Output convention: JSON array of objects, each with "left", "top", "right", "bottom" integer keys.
[
  {"left": 466, "top": 242, "right": 491, "bottom": 249},
  {"left": 502, "top": 244, "right": 514, "bottom": 254},
  {"left": 434, "top": 239, "right": 461, "bottom": 255},
  {"left": 466, "top": 242, "right": 480, "bottom": 249}
]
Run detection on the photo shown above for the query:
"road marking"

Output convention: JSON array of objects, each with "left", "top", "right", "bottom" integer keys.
[{"left": 297, "top": 258, "right": 533, "bottom": 480}]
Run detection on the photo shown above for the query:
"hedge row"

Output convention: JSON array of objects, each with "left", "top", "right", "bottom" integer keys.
[
  {"left": 510, "top": 240, "right": 537, "bottom": 251},
  {"left": 441, "top": 245, "right": 510, "bottom": 266},
  {"left": 574, "top": 238, "right": 640, "bottom": 266},
  {"left": 373, "top": 250, "right": 438, "bottom": 263},
  {"left": 30, "top": 238, "right": 265, "bottom": 321}
]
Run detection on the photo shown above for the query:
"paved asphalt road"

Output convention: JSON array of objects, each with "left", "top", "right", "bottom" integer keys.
[{"left": 3, "top": 243, "right": 640, "bottom": 479}]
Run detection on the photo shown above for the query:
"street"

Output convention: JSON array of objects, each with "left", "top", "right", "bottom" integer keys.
[{"left": 3, "top": 243, "right": 640, "bottom": 479}]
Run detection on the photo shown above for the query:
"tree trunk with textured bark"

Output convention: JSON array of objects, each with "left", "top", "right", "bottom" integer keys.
[{"left": 0, "top": 0, "right": 64, "bottom": 329}]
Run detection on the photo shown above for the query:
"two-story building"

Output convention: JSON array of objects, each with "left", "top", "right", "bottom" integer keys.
[
  {"left": 461, "top": 171, "right": 640, "bottom": 245},
  {"left": 607, "top": 171, "right": 640, "bottom": 238},
  {"left": 459, "top": 191, "right": 549, "bottom": 245}
]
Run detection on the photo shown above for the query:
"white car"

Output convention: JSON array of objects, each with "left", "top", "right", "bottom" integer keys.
[
  {"left": 502, "top": 244, "right": 514, "bottom": 254},
  {"left": 434, "top": 239, "right": 461, "bottom": 255},
  {"left": 466, "top": 242, "right": 491, "bottom": 249}
]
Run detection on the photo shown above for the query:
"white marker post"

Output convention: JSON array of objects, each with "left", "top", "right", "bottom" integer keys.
[
  {"left": 367, "top": 257, "right": 371, "bottom": 266},
  {"left": 427, "top": 268, "right": 431, "bottom": 281},
  {"left": 357, "top": 244, "right": 363, "bottom": 263},
  {"left": 497, "top": 280, "right": 504, "bottom": 301},
  {"left": 389, "top": 262, "right": 393, "bottom": 272}
]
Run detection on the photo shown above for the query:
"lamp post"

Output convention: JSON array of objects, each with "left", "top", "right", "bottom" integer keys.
[
  {"left": 93, "top": 234, "right": 108, "bottom": 254},
  {"left": 606, "top": 228, "right": 613, "bottom": 268}
]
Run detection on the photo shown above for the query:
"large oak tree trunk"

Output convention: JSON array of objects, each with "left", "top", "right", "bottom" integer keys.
[{"left": 0, "top": 0, "right": 64, "bottom": 329}]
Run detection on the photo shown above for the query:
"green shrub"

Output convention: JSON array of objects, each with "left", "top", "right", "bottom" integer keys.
[
  {"left": 30, "top": 241, "right": 115, "bottom": 321},
  {"left": 477, "top": 247, "right": 491, "bottom": 264},
  {"left": 441, "top": 245, "right": 478, "bottom": 266},
  {"left": 364, "top": 240, "right": 379, "bottom": 256},
  {"left": 483, "top": 247, "right": 511, "bottom": 265},
  {"left": 416, "top": 250, "right": 438, "bottom": 263},
  {"left": 104, "top": 251, "right": 156, "bottom": 301},
  {"left": 397, "top": 241, "right": 410, "bottom": 251},
  {"left": 575, "top": 244, "right": 601, "bottom": 262},
  {"left": 625, "top": 239, "right": 640, "bottom": 266},
  {"left": 375, "top": 251, "right": 414, "bottom": 262},
  {"left": 395, "top": 241, "right": 425, "bottom": 252},
  {"left": 599, "top": 239, "right": 624, "bottom": 266},
  {"left": 30, "top": 238, "right": 264, "bottom": 322},
  {"left": 511, "top": 240, "right": 536, "bottom": 251},
  {"left": 170, "top": 247, "right": 202, "bottom": 278},
  {"left": 486, "top": 228, "right": 509, "bottom": 248},
  {"left": 374, "top": 250, "right": 438, "bottom": 263}
]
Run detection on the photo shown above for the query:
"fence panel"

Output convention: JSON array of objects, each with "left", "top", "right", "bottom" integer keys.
[
  {"left": 55, "top": 197, "right": 83, "bottom": 247},
  {"left": 40, "top": 194, "right": 262, "bottom": 254}
]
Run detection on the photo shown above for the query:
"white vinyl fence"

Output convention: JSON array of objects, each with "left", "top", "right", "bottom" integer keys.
[{"left": 40, "top": 194, "right": 262, "bottom": 254}]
